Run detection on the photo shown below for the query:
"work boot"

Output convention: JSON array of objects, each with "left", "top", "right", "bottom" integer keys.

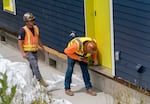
[
  {"left": 86, "top": 88, "right": 97, "bottom": 96},
  {"left": 65, "top": 89, "right": 74, "bottom": 96},
  {"left": 39, "top": 79, "right": 48, "bottom": 87}
]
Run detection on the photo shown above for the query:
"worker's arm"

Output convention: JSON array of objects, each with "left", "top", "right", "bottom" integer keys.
[
  {"left": 91, "top": 51, "right": 98, "bottom": 65},
  {"left": 18, "top": 28, "right": 28, "bottom": 58},
  {"left": 18, "top": 40, "right": 27, "bottom": 58},
  {"left": 64, "top": 43, "right": 79, "bottom": 60}
]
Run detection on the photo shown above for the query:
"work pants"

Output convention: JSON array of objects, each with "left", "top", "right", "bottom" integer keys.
[
  {"left": 65, "top": 57, "right": 92, "bottom": 90},
  {"left": 26, "top": 52, "right": 42, "bottom": 81}
]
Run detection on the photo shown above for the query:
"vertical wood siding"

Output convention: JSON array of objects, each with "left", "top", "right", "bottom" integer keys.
[
  {"left": 0, "top": 0, "right": 85, "bottom": 52},
  {"left": 113, "top": 0, "right": 150, "bottom": 90}
]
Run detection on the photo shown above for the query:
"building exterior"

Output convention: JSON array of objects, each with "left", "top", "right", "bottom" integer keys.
[{"left": 0, "top": 0, "right": 150, "bottom": 92}]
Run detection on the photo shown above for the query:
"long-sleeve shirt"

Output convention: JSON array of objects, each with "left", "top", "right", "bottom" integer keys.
[{"left": 64, "top": 42, "right": 97, "bottom": 62}]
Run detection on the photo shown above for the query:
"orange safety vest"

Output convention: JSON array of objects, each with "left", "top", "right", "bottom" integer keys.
[
  {"left": 68, "top": 37, "right": 93, "bottom": 58},
  {"left": 23, "top": 25, "right": 39, "bottom": 52}
]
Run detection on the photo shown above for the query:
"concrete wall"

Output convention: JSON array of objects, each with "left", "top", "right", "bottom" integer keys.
[{"left": 90, "top": 70, "right": 150, "bottom": 104}]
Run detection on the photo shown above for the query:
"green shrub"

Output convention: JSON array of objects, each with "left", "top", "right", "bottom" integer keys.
[{"left": 0, "top": 72, "right": 17, "bottom": 104}]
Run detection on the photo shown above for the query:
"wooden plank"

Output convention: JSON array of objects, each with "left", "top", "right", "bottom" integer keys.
[{"left": 43, "top": 46, "right": 67, "bottom": 60}]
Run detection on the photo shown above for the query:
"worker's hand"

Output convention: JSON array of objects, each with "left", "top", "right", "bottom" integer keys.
[
  {"left": 78, "top": 57, "right": 84, "bottom": 61},
  {"left": 93, "top": 60, "right": 99, "bottom": 65},
  {"left": 39, "top": 46, "right": 46, "bottom": 53},
  {"left": 22, "top": 52, "right": 28, "bottom": 59},
  {"left": 42, "top": 48, "right": 46, "bottom": 53},
  {"left": 78, "top": 57, "right": 88, "bottom": 63}
]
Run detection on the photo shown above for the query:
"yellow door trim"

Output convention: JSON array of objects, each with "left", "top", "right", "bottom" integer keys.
[{"left": 84, "top": 0, "right": 113, "bottom": 72}]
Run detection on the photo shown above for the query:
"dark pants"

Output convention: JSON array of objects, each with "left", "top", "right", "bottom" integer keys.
[
  {"left": 26, "top": 52, "right": 42, "bottom": 81},
  {"left": 64, "top": 57, "right": 92, "bottom": 90}
]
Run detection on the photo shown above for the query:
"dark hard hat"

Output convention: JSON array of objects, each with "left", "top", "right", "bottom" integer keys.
[{"left": 23, "top": 12, "right": 35, "bottom": 22}]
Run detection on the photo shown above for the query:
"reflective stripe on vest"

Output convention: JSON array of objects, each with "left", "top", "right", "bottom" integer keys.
[
  {"left": 23, "top": 25, "right": 39, "bottom": 51},
  {"left": 68, "top": 37, "right": 92, "bottom": 57}
]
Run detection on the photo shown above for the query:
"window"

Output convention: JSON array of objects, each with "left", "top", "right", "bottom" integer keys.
[{"left": 3, "top": 0, "right": 16, "bottom": 15}]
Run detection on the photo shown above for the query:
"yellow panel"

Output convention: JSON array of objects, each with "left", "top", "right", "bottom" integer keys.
[
  {"left": 3, "top": 0, "right": 9, "bottom": 7},
  {"left": 4, "top": 7, "right": 14, "bottom": 12},
  {"left": 84, "top": 0, "right": 95, "bottom": 38},
  {"left": 3, "top": 0, "right": 16, "bottom": 14},
  {"left": 85, "top": 0, "right": 112, "bottom": 69}
]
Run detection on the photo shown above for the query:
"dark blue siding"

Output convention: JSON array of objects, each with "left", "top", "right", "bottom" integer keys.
[
  {"left": 0, "top": 0, "right": 85, "bottom": 52},
  {"left": 113, "top": 0, "right": 150, "bottom": 90}
]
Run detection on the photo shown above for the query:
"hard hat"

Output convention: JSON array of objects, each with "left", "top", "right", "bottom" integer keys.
[
  {"left": 23, "top": 12, "right": 35, "bottom": 22},
  {"left": 86, "top": 41, "right": 97, "bottom": 53}
]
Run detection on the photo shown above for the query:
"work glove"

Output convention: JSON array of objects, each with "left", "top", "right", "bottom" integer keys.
[
  {"left": 93, "top": 60, "right": 98, "bottom": 65},
  {"left": 88, "top": 60, "right": 99, "bottom": 66},
  {"left": 78, "top": 57, "right": 88, "bottom": 63}
]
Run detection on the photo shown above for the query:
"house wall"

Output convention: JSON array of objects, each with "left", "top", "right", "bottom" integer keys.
[
  {"left": 0, "top": 0, "right": 85, "bottom": 53},
  {"left": 113, "top": 0, "right": 150, "bottom": 90}
]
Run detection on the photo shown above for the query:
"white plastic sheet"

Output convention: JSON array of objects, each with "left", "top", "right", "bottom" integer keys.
[
  {"left": 0, "top": 58, "right": 11, "bottom": 74},
  {"left": 0, "top": 55, "right": 73, "bottom": 104},
  {"left": 46, "top": 74, "right": 84, "bottom": 91},
  {"left": 0, "top": 54, "right": 3, "bottom": 59},
  {"left": 7, "top": 62, "right": 32, "bottom": 88},
  {"left": 53, "top": 99, "right": 72, "bottom": 104}
]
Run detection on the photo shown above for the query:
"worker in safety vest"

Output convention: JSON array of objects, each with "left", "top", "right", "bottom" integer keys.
[
  {"left": 64, "top": 37, "right": 98, "bottom": 96},
  {"left": 18, "top": 12, "right": 48, "bottom": 87}
]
